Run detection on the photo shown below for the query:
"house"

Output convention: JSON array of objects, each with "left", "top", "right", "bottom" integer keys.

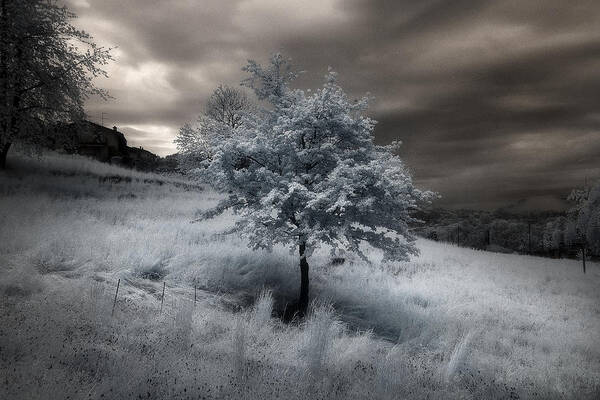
[
  {"left": 54, "top": 120, "right": 128, "bottom": 162},
  {"left": 52, "top": 120, "right": 160, "bottom": 171}
]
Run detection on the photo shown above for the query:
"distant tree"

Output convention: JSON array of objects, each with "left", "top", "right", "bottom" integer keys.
[
  {"left": 199, "top": 54, "right": 433, "bottom": 315},
  {"left": 414, "top": 208, "right": 565, "bottom": 256},
  {"left": 567, "top": 181, "right": 600, "bottom": 269},
  {"left": 490, "top": 219, "right": 527, "bottom": 252},
  {"left": 542, "top": 217, "right": 566, "bottom": 256},
  {"left": 206, "top": 85, "right": 251, "bottom": 129},
  {"left": 174, "top": 116, "right": 228, "bottom": 172},
  {"left": 0, "top": 0, "right": 112, "bottom": 169},
  {"left": 175, "top": 86, "right": 252, "bottom": 171}
]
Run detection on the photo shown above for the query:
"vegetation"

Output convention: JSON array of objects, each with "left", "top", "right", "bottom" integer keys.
[
  {"left": 186, "top": 55, "right": 432, "bottom": 314},
  {"left": 1, "top": 2, "right": 597, "bottom": 398},
  {"left": 205, "top": 85, "right": 252, "bottom": 129},
  {"left": 415, "top": 200, "right": 600, "bottom": 260},
  {"left": 175, "top": 85, "right": 253, "bottom": 173},
  {"left": 0, "top": 0, "right": 111, "bottom": 169},
  {"left": 568, "top": 181, "right": 600, "bottom": 260},
  {"left": 1, "top": 152, "right": 598, "bottom": 399}
]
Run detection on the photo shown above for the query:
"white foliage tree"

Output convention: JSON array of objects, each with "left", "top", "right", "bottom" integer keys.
[{"left": 200, "top": 54, "right": 433, "bottom": 314}]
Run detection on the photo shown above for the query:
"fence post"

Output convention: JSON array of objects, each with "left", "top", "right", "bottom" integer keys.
[
  {"left": 111, "top": 278, "right": 120, "bottom": 317},
  {"left": 160, "top": 281, "right": 166, "bottom": 314}
]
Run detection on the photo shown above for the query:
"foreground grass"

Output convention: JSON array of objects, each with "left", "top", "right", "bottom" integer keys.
[{"left": 1, "top": 152, "right": 599, "bottom": 399}]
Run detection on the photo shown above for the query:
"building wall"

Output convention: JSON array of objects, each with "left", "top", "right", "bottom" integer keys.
[{"left": 53, "top": 121, "right": 160, "bottom": 170}]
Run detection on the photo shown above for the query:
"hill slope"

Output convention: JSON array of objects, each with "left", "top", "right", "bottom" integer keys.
[{"left": 1, "top": 152, "right": 599, "bottom": 399}]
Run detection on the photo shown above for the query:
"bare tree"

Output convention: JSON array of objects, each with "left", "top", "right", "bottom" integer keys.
[
  {"left": 175, "top": 85, "right": 252, "bottom": 171},
  {"left": 0, "top": 0, "right": 112, "bottom": 169},
  {"left": 205, "top": 85, "right": 251, "bottom": 129}
]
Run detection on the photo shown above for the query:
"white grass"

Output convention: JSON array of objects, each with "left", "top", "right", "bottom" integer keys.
[{"left": 1, "top": 151, "right": 599, "bottom": 399}]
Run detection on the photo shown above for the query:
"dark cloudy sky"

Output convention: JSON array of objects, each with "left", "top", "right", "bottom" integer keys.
[{"left": 66, "top": 0, "right": 600, "bottom": 210}]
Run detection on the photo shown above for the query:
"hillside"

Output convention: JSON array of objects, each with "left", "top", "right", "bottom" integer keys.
[{"left": 1, "top": 152, "right": 599, "bottom": 399}]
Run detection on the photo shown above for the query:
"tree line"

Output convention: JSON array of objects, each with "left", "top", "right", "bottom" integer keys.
[{"left": 415, "top": 182, "right": 600, "bottom": 266}]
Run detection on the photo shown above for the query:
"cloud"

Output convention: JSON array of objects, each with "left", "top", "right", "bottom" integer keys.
[
  {"left": 65, "top": 0, "right": 600, "bottom": 209},
  {"left": 119, "top": 126, "right": 177, "bottom": 155}
]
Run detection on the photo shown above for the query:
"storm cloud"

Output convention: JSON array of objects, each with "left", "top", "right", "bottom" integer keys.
[{"left": 66, "top": 0, "right": 600, "bottom": 209}]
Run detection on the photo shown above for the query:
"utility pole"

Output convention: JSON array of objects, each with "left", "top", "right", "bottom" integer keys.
[
  {"left": 101, "top": 112, "right": 107, "bottom": 127},
  {"left": 528, "top": 222, "right": 532, "bottom": 255},
  {"left": 581, "top": 223, "right": 599, "bottom": 274},
  {"left": 111, "top": 279, "right": 120, "bottom": 317},
  {"left": 456, "top": 225, "right": 460, "bottom": 247}
]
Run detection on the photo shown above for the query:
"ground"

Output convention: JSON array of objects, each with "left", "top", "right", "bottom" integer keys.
[{"left": 1, "top": 152, "right": 599, "bottom": 399}]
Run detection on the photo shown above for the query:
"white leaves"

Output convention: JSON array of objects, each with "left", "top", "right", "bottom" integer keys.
[
  {"left": 195, "top": 55, "right": 433, "bottom": 260},
  {"left": 241, "top": 53, "right": 298, "bottom": 101},
  {"left": 175, "top": 116, "right": 232, "bottom": 173}
]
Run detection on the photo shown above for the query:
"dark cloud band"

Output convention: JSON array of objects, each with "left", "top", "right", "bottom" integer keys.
[{"left": 67, "top": 0, "right": 600, "bottom": 210}]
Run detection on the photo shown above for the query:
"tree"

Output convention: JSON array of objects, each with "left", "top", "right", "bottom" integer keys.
[
  {"left": 0, "top": 0, "right": 111, "bottom": 169},
  {"left": 175, "top": 86, "right": 252, "bottom": 171},
  {"left": 567, "top": 181, "right": 600, "bottom": 272},
  {"left": 199, "top": 54, "right": 432, "bottom": 315},
  {"left": 206, "top": 85, "right": 251, "bottom": 129},
  {"left": 542, "top": 217, "right": 566, "bottom": 257},
  {"left": 174, "top": 116, "right": 227, "bottom": 172}
]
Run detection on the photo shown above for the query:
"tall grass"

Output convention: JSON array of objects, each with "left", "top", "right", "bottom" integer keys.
[{"left": 1, "top": 151, "right": 599, "bottom": 399}]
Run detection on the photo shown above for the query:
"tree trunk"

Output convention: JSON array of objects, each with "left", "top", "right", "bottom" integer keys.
[
  {"left": 0, "top": 141, "right": 10, "bottom": 169},
  {"left": 298, "top": 241, "right": 310, "bottom": 316}
]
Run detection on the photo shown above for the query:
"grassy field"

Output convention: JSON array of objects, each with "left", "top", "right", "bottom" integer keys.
[{"left": 1, "top": 152, "right": 599, "bottom": 399}]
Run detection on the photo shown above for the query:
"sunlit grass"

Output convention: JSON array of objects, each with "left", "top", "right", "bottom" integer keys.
[{"left": 1, "top": 152, "right": 599, "bottom": 399}]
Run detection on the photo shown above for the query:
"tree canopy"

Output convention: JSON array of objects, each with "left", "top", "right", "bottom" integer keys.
[
  {"left": 199, "top": 54, "right": 433, "bottom": 313},
  {"left": 206, "top": 85, "right": 251, "bottom": 129},
  {"left": 568, "top": 181, "right": 600, "bottom": 255},
  {"left": 0, "top": 0, "right": 111, "bottom": 168},
  {"left": 175, "top": 85, "right": 253, "bottom": 172}
]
